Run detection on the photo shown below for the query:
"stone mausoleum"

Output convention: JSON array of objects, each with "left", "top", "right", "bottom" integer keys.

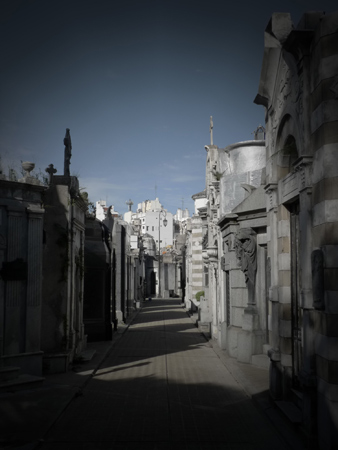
[
  {"left": 0, "top": 162, "right": 46, "bottom": 387},
  {"left": 254, "top": 11, "right": 338, "bottom": 448}
]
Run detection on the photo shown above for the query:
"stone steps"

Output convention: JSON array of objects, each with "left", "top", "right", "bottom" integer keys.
[
  {"left": 0, "top": 374, "right": 45, "bottom": 393},
  {"left": 275, "top": 400, "right": 302, "bottom": 424}
]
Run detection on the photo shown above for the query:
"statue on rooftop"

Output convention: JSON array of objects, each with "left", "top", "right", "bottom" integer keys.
[{"left": 64, "top": 128, "right": 72, "bottom": 177}]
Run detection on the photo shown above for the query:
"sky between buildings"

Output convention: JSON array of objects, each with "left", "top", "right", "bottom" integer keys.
[{"left": 1, "top": 0, "right": 337, "bottom": 215}]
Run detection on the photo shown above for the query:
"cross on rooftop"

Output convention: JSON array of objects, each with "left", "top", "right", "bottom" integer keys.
[{"left": 45, "top": 163, "right": 57, "bottom": 184}]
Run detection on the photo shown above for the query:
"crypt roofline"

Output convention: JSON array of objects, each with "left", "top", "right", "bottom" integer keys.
[
  {"left": 192, "top": 189, "right": 207, "bottom": 200},
  {"left": 223, "top": 140, "right": 265, "bottom": 154}
]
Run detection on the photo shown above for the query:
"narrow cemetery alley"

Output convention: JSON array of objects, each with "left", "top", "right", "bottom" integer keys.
[{"left": 3, "top": 299, "right": 305, "bottom": 450}]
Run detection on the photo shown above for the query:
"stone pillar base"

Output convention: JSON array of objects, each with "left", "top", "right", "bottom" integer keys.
[
  {"left": 211, "top": 324, "right": 218, "bottom": 340},
  {"left": 217, "top": 321, "right": 228, "bottom": 350},
  {"left": 227, "top": 325, "right": 241, "bottom": 358},
  {"left": 237, "top": 329, "right": 264, "bottom": 363},
  {"left": 242, "top": 307, "right": 260, "bottom": 331},
  {"left": 269, "top": 358, "right": 283, "bottom": 400},
  {"left": 116, "top": 310, "right": 124, "bottom": 323},
  {"left": 198, "top": 321, "right": 211, "bottom": 337}
]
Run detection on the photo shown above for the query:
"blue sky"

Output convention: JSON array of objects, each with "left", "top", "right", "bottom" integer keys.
[{"left": 1, "top": 0, "right": 337, "bottom": 215}]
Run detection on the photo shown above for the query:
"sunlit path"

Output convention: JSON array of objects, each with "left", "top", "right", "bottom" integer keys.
[{"left": 40, "top": 300, "right": 291, "bottom": 449}]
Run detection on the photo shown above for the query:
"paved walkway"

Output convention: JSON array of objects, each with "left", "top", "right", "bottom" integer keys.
[{"left": 1, "top": 299, "right": 304, "bottom": 450}]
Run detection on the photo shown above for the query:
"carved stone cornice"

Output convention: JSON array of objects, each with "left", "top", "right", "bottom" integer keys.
[
  {"left": 217, "top": 214, "right": 238, "bottom": 232},
  {"left": 197, "top": 206, "right": 208, "bottom": 220}
]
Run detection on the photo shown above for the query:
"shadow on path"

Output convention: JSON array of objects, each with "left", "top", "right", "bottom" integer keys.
[{"left": 35, "top": 300, "right": 292, "bottom": 449}]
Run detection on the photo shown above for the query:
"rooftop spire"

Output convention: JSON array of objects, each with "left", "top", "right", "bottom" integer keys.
[
  {"left": 209, "top": 116, "right": 213, "bottom": 145},
  {"left": 63, "top": 128, "right": 72, "bottom": 176}
]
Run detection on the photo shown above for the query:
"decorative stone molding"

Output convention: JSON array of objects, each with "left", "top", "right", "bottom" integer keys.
[
  {"left": 279, "top": 157, "right": 313, "bottom": 204},
  {"left": 264, "top": 183, "right": 278, "bottom": 211},
  {"left": 294, "top": 155, "right": 313, "bottom": 194},
  {"left": 220, "top": 256, "right": 225, "bottom": 271}
]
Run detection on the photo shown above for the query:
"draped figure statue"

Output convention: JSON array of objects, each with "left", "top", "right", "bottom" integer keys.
[{"left": 234, "top": 228, "right": 257, "bottom": 307}]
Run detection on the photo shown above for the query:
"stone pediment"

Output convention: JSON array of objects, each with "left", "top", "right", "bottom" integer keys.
[{"left": 232, "top": 185, "right": 266, "bottom": 215}]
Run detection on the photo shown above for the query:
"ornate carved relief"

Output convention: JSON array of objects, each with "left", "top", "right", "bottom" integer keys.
[
  {"left": 270, "top": 59, "right": 303, "bottom": 151},
  {"left": 294, "top": 156, "right": 313, "bottom": 194},
  {"left": 235, "top": 229, "right": 257, "bottom": 286}
]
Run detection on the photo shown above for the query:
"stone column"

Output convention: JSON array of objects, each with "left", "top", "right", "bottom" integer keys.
[
  {"left": 295, "top": 158, "right": 317, "bottom": 435},
  {"left": 26, "top": 206, "right": 44, "bottom": 353},
  {"left": 265, "top": 183, "right": 283, "bottom": 397},
  {"left": 207, "top": 239, "right": 218, "bottom": 338}
]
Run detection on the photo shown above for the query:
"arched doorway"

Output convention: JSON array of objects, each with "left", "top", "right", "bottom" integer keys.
[{"left": 277, "top": 129, "right": 302, "bottom": 390}]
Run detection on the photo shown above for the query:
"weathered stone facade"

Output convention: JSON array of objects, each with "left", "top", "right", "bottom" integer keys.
[
  {"left": 186, "top": 11, "right": 338, "bottom": 448},
  {"left": 203, "top": 139, "right": 266, "bottom": 351},
  {"left": 253, "top": 11, "right": 338, "bottom": 448},
  {"left": 42, "top": 174, "right": 87, "bottom": 372}
]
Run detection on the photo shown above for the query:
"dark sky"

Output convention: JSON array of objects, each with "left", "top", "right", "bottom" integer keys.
[{"left": 1, "top": 0, "right": 337, "bottom": 214}]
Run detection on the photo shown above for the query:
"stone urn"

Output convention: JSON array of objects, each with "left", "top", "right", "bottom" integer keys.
[
  {"left": 22, "top": 161, "right": 35, "bottom": 176},
  {"left": 207, "top": 245, "right": 218, "bottom": 262}
]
